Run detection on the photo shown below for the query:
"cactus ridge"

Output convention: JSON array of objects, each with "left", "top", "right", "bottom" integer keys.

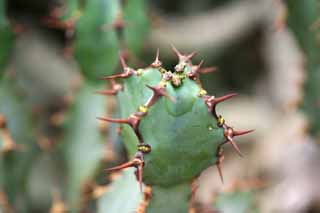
[{"left": 98, "top": 46, "right": 253, "bottom": 199}]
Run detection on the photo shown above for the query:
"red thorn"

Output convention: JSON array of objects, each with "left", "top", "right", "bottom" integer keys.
[
  {"left": 227, "top": 137, "right": 243, "bottom": 157},
  {"left": 119, "top": 53, "right": 128, "bottom": 69},
  {"left": 106, "top": 161, "right": 136, "bottom": 172},
  {"left": 212, "top": 93, "right": 238, "bottom": 105},
  {"left": 100, "top": 72, "right": 131, "bottom": 80},
  {"left": 199, "top": 66, "right": 217, "bottom": 74},
  {"left": 156, "top": 48, "right": 160, "bottom": 61},
  {"left": 233, "top": 129, "right": 255, "bottom": 136},
  {"left": 170, "top": 44, "right": 182, "bottom": 58},
  {"left": 186, "top": 51, "right": 197, "bottom": 60},
  {"left": 151, "top": 48, "right": 162, "bottom": 68},
  {"left": 216, "top": 147, "right": 225, "bottom": 184},
  {"left": 216, "top": 163, "right": 224, "bottom": 184},
  {"left": 146, "top": 85, "right": 176, "bottom": 105},
  {"left": 197, "top": 60, "right": 204, "bottom": 69},
  {"left": 97, "top": 117, "right": 130, "bottom": 124}
]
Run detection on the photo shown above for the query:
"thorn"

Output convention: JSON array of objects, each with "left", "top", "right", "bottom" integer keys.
[
  {"left": 95, "top": 80, "right": 123, "bottom": 95},
  {"left": 223, "top": 126, "right": 254, "bottom": 157},
  {"left": 227, "top": 137, "right": 243, "bottom": 157},
  {"left": 170, "top": 44, "right": 182, "bottom": 58},
  {"left": 186, "top": 51, "right": 197, "bottom": 60},
  {"left": 216, "top": 163, "right": 224, "bottom": 184},
  {"left": 156, "top": 48, "right": 160, "bottom": 60},
  {"left": 146, "top": 85, "right": 176, "bottom": 105},
  {"left": 119, "top": 53, "right": 128, "bottom": 69},
  {"left": 100, "top": 72, "right": 131, "bottom": 80},
  {"left": 216, "top": 147, "right": 224, "bottom": 184},
  {"left": 97, "top": 117, "right": 130, "bottom": 124},
  {"left": 100, "top": 54, "right": 134, "bottom": 80},
  {"left": 106, "top": 157, "right": 143, "bottom": 172},
  {"left": 95, "top": 90, "right": 117, "bottom": 95},
  {"left": 187, "top": 60, "right": 204, "bottom": 80},
  {"left": 106, "top": 161, "right": 136, "bottom": 172},
  {"left": 192, "top": 60, "right": 204, "bottom": 74},
  {"left": 233, "top": 129, "right": 255, "bottom": 136},
  {"left": 199, "top": 66, "right": 217, "bottom": 74},
  {"left": 212, "top": 93, "right": 238, "bottom": 105},
  {"left": 151, "top": 48, "right": 162, "bottom": 68},
  {"left": 171, "top": 44, "right": 198, "bottom": 63}
]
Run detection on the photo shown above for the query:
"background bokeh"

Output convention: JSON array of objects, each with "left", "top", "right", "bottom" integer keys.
[{"left": 0, "top": 0, "right": 319, "bottom": 212}]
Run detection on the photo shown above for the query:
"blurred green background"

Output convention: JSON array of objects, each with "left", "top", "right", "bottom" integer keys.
[{"left": 0, "top": 0, "right": 320, "bottom": 212}]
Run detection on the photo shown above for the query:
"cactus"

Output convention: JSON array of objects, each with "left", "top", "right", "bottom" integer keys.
[
  {"left": 97, "top": 47, "right": 253, "bottom": 212},
  {"left": 0, "top": 0, "right": 14, "bottom": 76},
  {"left": 46, "top": 0, "right": 149, "bottom": 81},
  {"left": 74, "top": 0, "right": 149, "bottom": 80},
  {"left": 287, "top": 0, "right": 320, "bottom": 138},
  {"left": 0, "top": 74, "right": 39, "bottom": 210},
  {"left": 73, "top": 0, "right": 120, "bottom": 80},
  {"left": 61, "top": 83, "right": 108, "bottom": 209}
]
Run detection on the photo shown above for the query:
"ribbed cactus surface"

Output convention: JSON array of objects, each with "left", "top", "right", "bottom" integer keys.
[{"left": 98, "top": 47, "right": 253, "bottom": 212}]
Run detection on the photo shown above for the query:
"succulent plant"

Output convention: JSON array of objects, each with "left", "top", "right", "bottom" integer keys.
[
  {"left": 46, "top": 0, "right": 149, "bottom": 81},
  {"left": 287, "top": 0, "right": 320, "bottom": 139},
  {"left": 97, "top": 46, "right": 253, "bottom": 212}
]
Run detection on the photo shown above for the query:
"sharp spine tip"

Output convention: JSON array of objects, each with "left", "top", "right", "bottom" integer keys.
[
  {"left": 119, "top": 53, "right": 128, "bottom": 69},
  {"left": 233, "top": 129, "right": 255, "bottom": 136},
  {"left": 97, "top": 117, "right": 129, "bottom": 124},
  {"left": 187, "top": 51, "right": 197, "bottom": 60},
  {"left": 225, "top": 136, "right": 243, "bottom": 157},
  {"left": 213, "top": 93, "right": 238, "bottom": 104}
]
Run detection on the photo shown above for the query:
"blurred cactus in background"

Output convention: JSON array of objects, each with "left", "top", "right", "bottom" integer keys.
[
  {"left": 1, "top": 0, "right": 320, "bottom": 212},
  {"left": 287, "top": 0, "right": 320, "bottom": 139}
]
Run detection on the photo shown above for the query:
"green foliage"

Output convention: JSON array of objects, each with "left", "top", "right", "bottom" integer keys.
[
  {"left": 287, "top": 0, "right": 320, "bottom": 137},
  {"left": 0, "top": 0, "right": 14, "bottom": 77}
]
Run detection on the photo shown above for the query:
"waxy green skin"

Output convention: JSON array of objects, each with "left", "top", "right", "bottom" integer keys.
[
  {"left": 118, "top": 68, "right": 225, "bottom": 186},
  {"left": 72, "top": 0, "right": 149, "bottom": 81},
  {"left": 97, "top": 49, "right": 253, "bottom": 212},
  {"left": 74, "top": 0, "right": 120, "bottom": 80}
]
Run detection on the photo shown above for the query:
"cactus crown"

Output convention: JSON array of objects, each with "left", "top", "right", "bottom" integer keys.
[{"left": 99, "top": 46, "right": 253, "bottom": 191}]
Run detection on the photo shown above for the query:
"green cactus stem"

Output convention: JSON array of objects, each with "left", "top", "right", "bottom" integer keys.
[
  {"left": 74, "top": 0, "right": 120, "bottom": 80},
  {"left": 97, "top": 46, "right": 253, "bottom": 212}
]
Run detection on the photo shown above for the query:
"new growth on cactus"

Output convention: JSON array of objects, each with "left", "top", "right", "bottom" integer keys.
[{"left": 98, "top": 46, "right": 253, "bottom": 212}]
